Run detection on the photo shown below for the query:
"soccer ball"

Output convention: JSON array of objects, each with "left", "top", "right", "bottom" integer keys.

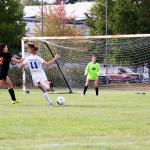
[{"left": 57, "top": 96, "right": 65, "bottom": 105}]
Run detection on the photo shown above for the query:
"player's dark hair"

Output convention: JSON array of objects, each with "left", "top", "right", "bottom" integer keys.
[
  {"left": 0, "top": 43, "right": 7, "bottom": 54},
  {"left": 92, "top": 54, "right": 97, "bottom": 59},
  {"left": 28, "top": 43, "right": 38, "bottom": 51},
  {"left": 28, "top": 43, "right": 35, "bottom": 49},
  {"left": 34, "top": 46, "right": 38, "bottom": 51},
  {"left": 91, "top": 54, "right": 98, "bottom": 63}
]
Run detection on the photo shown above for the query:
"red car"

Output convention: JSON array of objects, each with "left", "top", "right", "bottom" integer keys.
[{"left": 107, "top": 67, "right": 143, "bottom": 83}]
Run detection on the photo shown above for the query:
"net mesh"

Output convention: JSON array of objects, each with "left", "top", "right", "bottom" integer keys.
[{"left": 22, "top": 35, "right": 150, "bottom": 92}]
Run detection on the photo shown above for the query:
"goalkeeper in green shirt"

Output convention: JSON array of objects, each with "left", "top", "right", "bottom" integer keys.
[{"left": 83, "top": 55, "right": 101, "bottom": 96}]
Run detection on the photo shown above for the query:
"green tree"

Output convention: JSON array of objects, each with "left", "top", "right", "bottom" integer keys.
[
  {"left": 0, "top": 0, "right": 25, "bottom": 52},
  {"left": 86, "top": 0, "right": 150, "bottom": 35},
  {"left": 85, "top": 0, "right": 114, "bottom": 35},
  {"left": 110, "top": 0, "right": 150, "bottom": 34},
  {"left": 22, "top": 0, "right": 40, "bottom": 6}
]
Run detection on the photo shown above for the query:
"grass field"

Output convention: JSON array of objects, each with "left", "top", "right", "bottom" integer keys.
[{"left": 0, "top": 89, "right": 150, "bottom": 150}]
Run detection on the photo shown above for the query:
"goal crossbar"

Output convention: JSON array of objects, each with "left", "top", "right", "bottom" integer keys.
[{"left": 22, "top": 34, "right": 150, "bottom": 41}]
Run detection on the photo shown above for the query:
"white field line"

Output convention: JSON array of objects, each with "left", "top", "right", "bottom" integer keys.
[
  {"left": 1, "top": 141, "right": 150, "bottom": 149},
  {"left": 39, "top": 141, "right": 150, "bottom": 148},
  {"left": 0, "top": 141, "right": 150, "bottom": 150}
]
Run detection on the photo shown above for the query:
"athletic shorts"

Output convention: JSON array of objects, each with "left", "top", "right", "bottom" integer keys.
[
  {"left": 87, "top": 77, "right": 98, "bottom": 81},
  {"left": 31, "top": 72, "right": 50, "bottom": 90},
  {"left": 0, "top": 72, "right": 7, "bottom": 81}
]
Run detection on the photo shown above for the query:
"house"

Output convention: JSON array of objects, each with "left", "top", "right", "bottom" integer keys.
[{"left": 23, "top": 1, "right": 95, "bottom": 36}]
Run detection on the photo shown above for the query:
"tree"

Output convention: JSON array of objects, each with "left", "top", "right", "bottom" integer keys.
[
  {"left": 85, "top": 0, "right": 114, "bottom": 35},
  {"left": 22, "top": 0, "right": 40, "bottom": 6},
  {"left": 35, "top": 3, "right": 82, "bottom": 36},
  {"left": 86, "top": 0, "right": 150, "bottom": 35},
  {"left": 0, "top": 0, "right": 25, "bottom": 52},
  {"left": 110, "top": 0, "right": 150, "bottom": 34}
]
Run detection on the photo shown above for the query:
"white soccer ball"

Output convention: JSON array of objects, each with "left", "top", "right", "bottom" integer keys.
[{"left": 57, "top": 96, "right": 65, "bottom": 105}]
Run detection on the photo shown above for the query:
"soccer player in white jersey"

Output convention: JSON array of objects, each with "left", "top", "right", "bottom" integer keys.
[{"left": 21, "top": 43, "right": 60, "bottom": 106}]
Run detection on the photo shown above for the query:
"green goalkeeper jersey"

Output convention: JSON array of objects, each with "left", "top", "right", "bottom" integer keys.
[{"left": 85, "top": 62, "right": 101, "bottom": 80}]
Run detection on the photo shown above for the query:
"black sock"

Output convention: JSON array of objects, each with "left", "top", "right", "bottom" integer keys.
[
  {"left": 8, "top": 89, "right": 16, "bottom": 101},
  {"left": 95, "top": 87, "right": 99, "bottom": 96},
  {"left": 83, "top": 86, "right": 88, "bottom": 95}
]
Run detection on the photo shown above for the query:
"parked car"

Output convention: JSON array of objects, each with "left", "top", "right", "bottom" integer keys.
[
  {"left": 99, "top": 67, "right": 143, "bottom": 84},
  {"left": 99, "top": 67, "right": 110, "bottom": 84},
  {"left": 99, "top": 75, "right": 110, "bottom": 85},
  {"left": 109, "top": 67, "right": 144, "bottom": 83},
  {"left": 135, "top": 66, "right": 150, "bottom": 82}
]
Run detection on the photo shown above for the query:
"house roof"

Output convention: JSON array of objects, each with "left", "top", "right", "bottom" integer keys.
[{"left": 24, "top": 2, "right": 95, "bottom": 21}]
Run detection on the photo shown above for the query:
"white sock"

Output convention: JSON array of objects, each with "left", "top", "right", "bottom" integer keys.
[{"left": 43, "top": 92, "right": 53, "bottom": 105}]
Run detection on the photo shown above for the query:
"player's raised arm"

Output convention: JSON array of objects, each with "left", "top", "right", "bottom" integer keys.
[
  {"left": 11, "top": 57, "right": 24, "bottom": 64},
  {"left": 19, "top": 57, "right": 28, "bottom": 70},
  {"left": 43, "top": 54, "right": 60, "bottom": 66}
]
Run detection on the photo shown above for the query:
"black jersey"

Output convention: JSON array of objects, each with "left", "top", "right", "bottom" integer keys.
[{"left": 0, "top": 53, "right": 12, "bottom": 80}]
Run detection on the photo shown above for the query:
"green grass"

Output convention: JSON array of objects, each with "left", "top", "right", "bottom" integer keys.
[{"left": 0, "top": 89, "right": 150, "bottom": 150}]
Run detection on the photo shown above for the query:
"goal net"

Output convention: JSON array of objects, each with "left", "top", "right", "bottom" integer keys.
[{"left": 22, "top": 34, "right": 150, "bottom": 93}]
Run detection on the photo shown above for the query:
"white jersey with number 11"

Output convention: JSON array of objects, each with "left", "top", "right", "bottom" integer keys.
[{"left": 23, "top": 55, "right": 48, "bottom": 87}]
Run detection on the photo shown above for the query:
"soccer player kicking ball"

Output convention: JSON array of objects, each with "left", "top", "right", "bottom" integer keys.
[
  {"left": 0, "top": 43, "right": 24, "bottom": 104},
  {"left": 83, "top": 55, "right": 101, "bottom": 96},
  {"left": 21, "top": 44, "right": 60, "bottom": 106}
]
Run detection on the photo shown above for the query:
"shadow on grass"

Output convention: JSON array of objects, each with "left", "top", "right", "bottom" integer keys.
[
  {"left": 56, "top": 104, "right": 104, "bottom": 108},
  {"left": 8, "top": 104, "right": 104, "bottom": 108},
  {"left": 48, "top": 92, "right": 79, "bottom": 95}
]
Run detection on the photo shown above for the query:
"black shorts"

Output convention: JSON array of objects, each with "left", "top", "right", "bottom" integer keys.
[{"left": 0, "top": 73, "right": 7, "bottom": 81}]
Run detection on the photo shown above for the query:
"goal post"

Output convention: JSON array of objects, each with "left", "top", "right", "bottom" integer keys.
[
  {"left": 43, "top": 40, "right": 73, "bottom": 93},
  {"left": 21, "top": 34, "right": 150, "bottom": 92},
  {"left": 21, "top": 39, "right": 27, "bottom": 93}
]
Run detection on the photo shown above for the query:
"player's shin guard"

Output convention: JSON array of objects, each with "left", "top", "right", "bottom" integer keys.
[
  {"left": 8, "top": 89, "right": 16, "bottom": 101},
  {"left": 95, "top": 87, "right": 99, "bottom": 96},
  {"left": 43, "top": 92, "right": 53, "bottom": 105},
  {"left": 83, "top": 86, "right": 88, "bottom": 95}
]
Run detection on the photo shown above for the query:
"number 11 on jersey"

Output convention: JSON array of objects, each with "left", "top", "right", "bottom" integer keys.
[{"left": 30, "top": 61, "right": 38, "bottom": 69}]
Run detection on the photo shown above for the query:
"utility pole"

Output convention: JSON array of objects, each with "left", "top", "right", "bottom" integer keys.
[
  {"left": 105, "top": 0, "right": 109, "bottom": 85},
  {"left": 41, "top": 0, "right": 44, "bottom": 37}
]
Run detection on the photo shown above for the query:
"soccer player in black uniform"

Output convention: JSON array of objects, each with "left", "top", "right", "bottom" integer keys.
[{"left": 0, "top": 43, "right": 24, "bottom": 104}]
